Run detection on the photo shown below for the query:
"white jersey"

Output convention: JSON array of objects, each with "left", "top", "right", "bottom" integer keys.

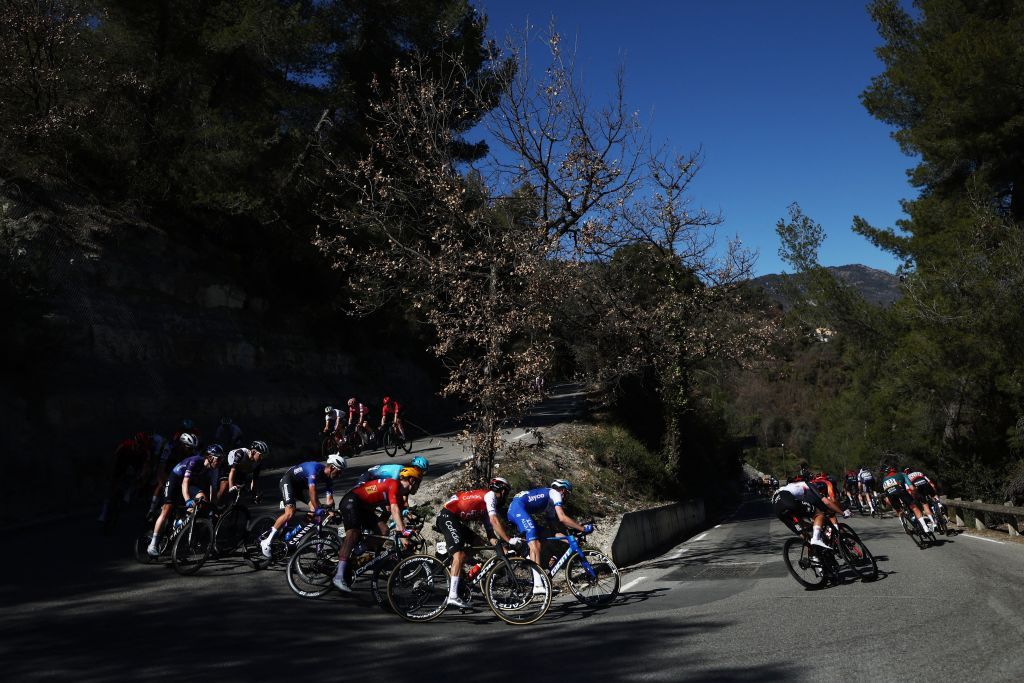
[
  {"left": 858, "top": 468, "right": 874, "bottom": 483},
  {"left": 227, "top": 448, "right": 254, "bottom": 470},
  {"left": 775, "top": 481, "right": 813, "bottom": 500}
]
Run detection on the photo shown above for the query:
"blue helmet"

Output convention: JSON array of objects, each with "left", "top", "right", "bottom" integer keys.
[
  {"left": 550, "top": 479, "right": 572, "bottom": 492},
  {"left": 205, "top": 444, "right": 225, "bottom": 459},
  {"left": 411, "top": 456, "right": 429, "bottom": 471}
]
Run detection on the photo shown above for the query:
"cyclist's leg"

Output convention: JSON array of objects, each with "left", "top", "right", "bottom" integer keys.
[{"left": 333, "top": 493, "right": 368, "bottom": 589}]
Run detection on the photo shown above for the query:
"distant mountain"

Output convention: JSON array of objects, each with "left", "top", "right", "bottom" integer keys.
[{"left": 750, "top": 265, "right": 901, "bottom": 308}]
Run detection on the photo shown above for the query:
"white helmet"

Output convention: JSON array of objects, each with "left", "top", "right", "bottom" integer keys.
[
  {"left": 179, "top": 433, "right": 198, "bottom": 448},
  {"left": 326, "top": 453, "right": 346, "bottom": 469}
]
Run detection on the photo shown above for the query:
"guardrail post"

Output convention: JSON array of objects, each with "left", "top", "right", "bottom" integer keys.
[
  {"left": 948, "top": 498, "right": 963, "bottom": 527},
  {"left": 1004, "top": 502, "right": 1020, "bottom": 536},
  {"left": 974, "top": 499, "right": 986, "bottom": 530}
]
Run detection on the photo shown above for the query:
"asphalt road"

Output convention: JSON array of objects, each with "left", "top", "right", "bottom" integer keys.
[{"left": 5, "top": 491, "right": 1024, "bottom": 682}]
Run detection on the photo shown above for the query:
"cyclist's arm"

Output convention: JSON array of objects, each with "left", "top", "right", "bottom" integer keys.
[
  {"left": 182, "top": 475, "right": 198, "bottom": 502},
  {"left": 553, "top": 506, "right": 585, "bottom": 532},
  {"left": 389, "top": 501, "right": 405, "bottom": 533},
  {"left": 487, "top": 513, "right": 512, "bottom": 543},
  {"left": 307, "top": 483, "right": 319, "bottom": 513},
  {"left": 228, "top": 465, "right": 239, "bottom": 490},
  {"left": 821, "top": 497, "right": 844, "bottom": 517}
]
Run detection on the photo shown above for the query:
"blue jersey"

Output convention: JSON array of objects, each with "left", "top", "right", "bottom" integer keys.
[
  {"left": 288, "top": 461, "right": 334, "bottom": 495},
  {"left": 510, "top": 488, "right": 564, "bottom": 519},
  {"left": 366, "top": 464, "right": 403, "bottom": 480},
  {"left": 171, "top": 455, "right": 216, "bottom": 480}
]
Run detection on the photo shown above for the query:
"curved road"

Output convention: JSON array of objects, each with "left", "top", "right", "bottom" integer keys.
[{"left": 4, "top": 494, "right": 1024, "bottom": 681}]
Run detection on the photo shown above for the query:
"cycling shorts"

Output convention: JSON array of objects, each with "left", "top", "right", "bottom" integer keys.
[
  {"left": 772, "top": 490, "right": 823, "bottom": 536},
  {"left": 507, "top": 500, "right": 541, "bottom": 542},
  {"left": 162, "top": 474, "right": 203, "bottom": 506},
  {"left": 858, "top": 480, "right": 874, "bottom": 493},
  {"left": 279, "top": 471, "right": 304, "bottom": 508},
  {"left": 436, "top": 509, "right": 469, "bottom": 553},
  {"left": 339, "top": 492, "right": 380, "bottom": 532},
  {"left": 884, "top": 489, "right": 915, "bottom": 510},
  {"left": 913, "top": 482, "right": 936, "bottom": 498}
]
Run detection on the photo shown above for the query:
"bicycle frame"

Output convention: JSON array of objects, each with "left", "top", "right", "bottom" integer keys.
[{"left": 544, "top": 532, "right": 597, "bottom": 579}]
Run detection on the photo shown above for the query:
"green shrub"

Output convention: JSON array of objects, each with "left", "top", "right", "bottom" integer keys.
[{"left": 578, "top": 425, "right": 667, "bottom": 499}]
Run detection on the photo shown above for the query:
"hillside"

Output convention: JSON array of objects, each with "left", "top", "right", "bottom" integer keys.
[{"left": 750, "top": 264, "right": 901, "bottom": 308}]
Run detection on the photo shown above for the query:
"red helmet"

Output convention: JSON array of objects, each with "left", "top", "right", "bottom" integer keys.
[
  {"left": 383, "top": 396, "right": 391, "bottom": 404},
  {"left": 902, "top": 467, "right": 912, "bottom": 474},
  {"left": 886, "top": 466, "right": 897, "bottom": 474}
]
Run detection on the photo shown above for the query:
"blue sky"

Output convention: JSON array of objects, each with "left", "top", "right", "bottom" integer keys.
[{"left": 475, "top": 1, "right": 914, "bottom": 276}]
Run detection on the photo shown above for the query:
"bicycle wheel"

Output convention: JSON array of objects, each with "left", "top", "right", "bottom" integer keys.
[
  {"left": 387, "top": 554, "right": 450, "bottom": 622},
  {"left": 782, "top": 537, "right": 827, "bottom": 589},
  {"left": 564, "top": 549, "right": 619, "bottom": 606},
  {"left": 370, "top": 556, "right": 399, "bottom": 611},
  {"left": 837, "top": 526, "right": 878, "bottom": 581},
  {"left": 244, "top": 515, "right": 278, "bottom": 568},
  {"left": 400, "top": 434, "right": 413, "bottom": 454},
  {"left": 286, "top": 539, "right": 339, "bottom": 598},
  {"left": 383, "top": 429, "right": 398, "bottom": 458},
  {"left": 134, "top": 529, "right": 165, "bottom": 564},
  {"left": 484, "top": 557, "right": 552, "bottom": 625},
  {"left": 214, "top": 505, "right": 250, "bottom": 556},
  {"left": 172, "top": 517, "right": 214, "bottom": 575}
]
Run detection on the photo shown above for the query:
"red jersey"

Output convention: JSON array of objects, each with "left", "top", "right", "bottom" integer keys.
[
  {"left": 443, "top": 489, "right": 499, "bottom": 521},
  {"left": 351, "top": 478, "right": 403, "bottom": 507},
  {"left": 382, "top": 400, "right": 401, "bottom": 416}
]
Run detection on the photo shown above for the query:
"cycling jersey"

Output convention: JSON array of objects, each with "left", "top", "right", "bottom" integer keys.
[
  {"left": 348, "top": 403, "right": 368, "bottom": 422},
  {"left": 908, "top": 471, "right": 936, "bottom": 497},
  {"left": 325, "top": 409, "right": 343, "bottom": 431},
  {"left": 172, "top": 455, "right": 217, "bottom": 480},
  {"left": 287, "top": 462, "right": 334, "bottom": 493},
  {"left": 356, "top": 463, "right": 403, "bottom": 485},
  {"left": 382, "top": 400, "right": 401, "bottom": 417},
  {"left": 880, "top": 472, "right": 914, "bottom": 494},
  {"left": 351, "top": 478, "right": 403, "bottom": 507},
  {"left": 507, "top": 488, "right": 563, "bottom": 542},
  {"left": 226, "top": 448, "right": 255, "bottom": 470},
  {"left": 857, "top": 468, "right": 874, "bottom": 483},
  {"left": 151, "top": 433, "right": 172, "bottom": 464},
  {"left": 113, "top": 438, "right": 149, "bottom": 471},
  {"left": 443, "top": 489, "right": 500, "bottom": 522},
  {"left": 214, "top": 423, "right": 243, "bottom": 448}
]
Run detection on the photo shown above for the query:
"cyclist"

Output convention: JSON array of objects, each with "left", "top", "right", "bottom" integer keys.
[
  {"left": 439, "top": 477, "right": 516, "bottom": 609},
  {"left": 214, "top": 417, "right": 243, "bottom": 450},
  {"left": 772, "top": 477, "right": 849, "bottom": 549},
  {"left": 146, "top": 431, "right": 199, "bottom": 521},
  {"left": 843, "top": 470, "right": 859, "bottom": 507},
  {"left": 323, "top": 406, "right": 344, "bottom": 436},
  {"left": 217, "top": 440, "right": 268, "bottom": 502},
  {"left": 347, "top": 397, "right": 370, "bottom": 444},
  {"left": 98, "top": 432, "right": 152, "bottom": 523},
  {"left": 857, "top": 465, "right": 876, "bottom": 514},
  {"left": 332, "top": 467, "right": 421, "bottom": 593},
  {"left": 355, "top": 456, "right": 428, "bottom": 488},
  {"left": 880, "top": 466, "right": 932, "bottom": 534},
  {"left": 904, "top": 467, "right": 939, "bottom": 528},
  {"left": 507, "top": 479, "right": 592, "bottom": 593},
  {"left": 146, "top": 444, "right": 225, "bottom": 556},
  {"left": 379, "top": 396, "right": 405, "bottom": 439},
  {"left": 260, "top": 453, "right": 346, "bottom": 558}
]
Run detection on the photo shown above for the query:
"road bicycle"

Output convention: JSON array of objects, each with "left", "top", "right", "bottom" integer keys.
[
  {"left": 134, "top": 506, "right": 189, "bottom": 564},
  {"left": 898, "top": 505, "right": 937, "bottom": 548},
  {"left": 287, "top": 527, "right": 424, "bottom": 605},
  {"left": 381, "top": 421, "right": 413, "bottom": 458},
  {"left": 929, "top": 497, "right": 951, "bottom": 536},
  {"left": 170, "top": 501, "right": 215, "bottom": 575},
  {"left": 541, "top": 526, "right": 620, "bottom": 606},
  {"left": 244, "top": 508, "right": 342, "bottom": 569},
  {"left": 211, "top": 487, "right": 252, "bottom": 558},
  {"left": 387, "top": 540, "right": 552, "bottom": 625},
  {"left": 782, "top": 517, "right": 878, "bottom": 589}
]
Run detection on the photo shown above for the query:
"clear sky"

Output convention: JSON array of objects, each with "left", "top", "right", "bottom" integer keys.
[{"left": 474, "top": 1, "right": 914, "bottom": 276}]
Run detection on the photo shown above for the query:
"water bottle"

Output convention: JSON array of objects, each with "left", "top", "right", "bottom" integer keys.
[
  {"left": 467, "top": 563, "right": 482, "bottom": 581},
  {"left": 284, "top": 524, "right": 300, "bottom": 542},
  {"left": 173, "top": 518, "right": 184, "bottom": 532}
]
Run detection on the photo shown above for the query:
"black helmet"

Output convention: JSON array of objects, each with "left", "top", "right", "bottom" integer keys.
[{"left": 249, "top": 440, "right": 269, "bottom": 455}]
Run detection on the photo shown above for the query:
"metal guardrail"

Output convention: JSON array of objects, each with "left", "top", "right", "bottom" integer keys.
[{"left": 941, "top": 497, "right": 1024, "bottom": 536}]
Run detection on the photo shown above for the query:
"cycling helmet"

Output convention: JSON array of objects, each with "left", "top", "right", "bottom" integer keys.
[
  {"left": 347, "top": 397, "right": 357, "bottom": 406},
  {"left": 326, "top": 453, "right": 346, "bottom": 469},
  {"left": 489, "top": 477, "right": 511, "bottom": 493},
  {"left": 902, "top": 467, "right": 912, "bottom": 474},
  {"left": 205, "top": 444, "right": 225, "bottom": 459},
  {"left": 221, "top": 416, "right": 232, "bottom": 425},
  {"left": 249, "top": 440, "right": 269, "bottom": 455},
  {"left": 324, "top": 406, "right": 334, "bottom": 414},
  {"left": 179, "top": 433, "right": 198, "bottom": 448},
  {"left": 182, "top": 419, "right": 194, "bottom": 430},
  {"left": 134, "top": 431, "right": 148, "bottom": 445},
  {"left": 383, "top": 396, "right": 391, "bottom": 404},
  {"left": 399, "top": 467, "right": 423, "bottom": 480},
  {"left": 410, "top": 456, "right": 429, "bottom": 471},
  {"left": 886, "top": 466, "right": 897, "bottom": 474},
  {"left": 550, "top": 479, "right": 572, "bottom": 492}
]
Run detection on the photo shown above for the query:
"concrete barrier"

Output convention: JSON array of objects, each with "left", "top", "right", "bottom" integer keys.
[{"left": 611, "top": 499, "right": 705, "bottom": 567}]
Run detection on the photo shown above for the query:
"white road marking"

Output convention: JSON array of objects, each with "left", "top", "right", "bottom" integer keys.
[
  {"left": 621, "top": 576, "right": 647, "bottom": 591},
  {"left": 961, "top": 533, "right": 1006, "bottom": 545},
  {"left": 692, "top": 532, "right": 708, "bottom": 542},
  {"left": 667, "top": 548, "right": 689, "bottom": 560},
  {"left": 714, "top": 524, "right": 722, "bottom": 529}
]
